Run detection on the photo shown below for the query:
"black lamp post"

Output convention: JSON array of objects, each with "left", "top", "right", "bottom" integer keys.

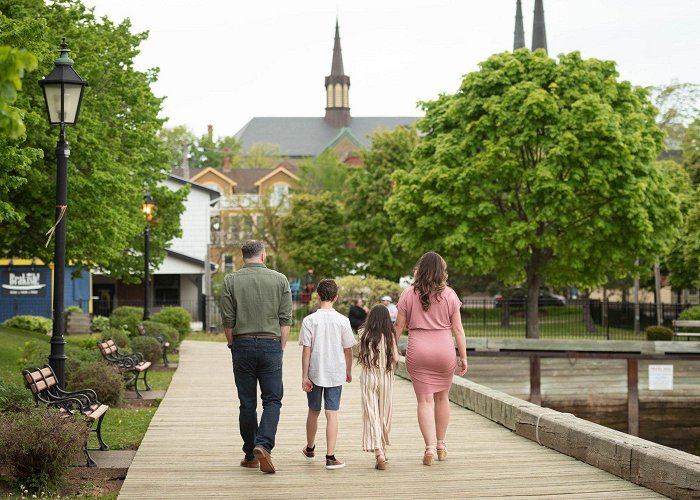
[
  {"left": 142, "top": 193, "right": 157, "bottom": 321},
  {"left": 39, "top": 39, "right": 88, "bottom": 390}
]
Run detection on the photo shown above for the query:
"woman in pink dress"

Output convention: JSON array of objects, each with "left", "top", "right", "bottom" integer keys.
[{"left": 395, "top": 251, "right": 468, "bottom": 465}]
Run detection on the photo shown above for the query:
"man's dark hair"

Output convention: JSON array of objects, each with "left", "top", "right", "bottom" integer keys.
[
  {"left": 241, "top": 240, "right": 265, "bottom": 260},
  {"left": 316, "top": 279, "right": 337, "bottom": 302}
]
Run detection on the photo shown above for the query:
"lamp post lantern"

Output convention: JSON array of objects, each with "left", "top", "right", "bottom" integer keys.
[
  {"left": 142, "top": 193, "right": 157, "bottom": 321},
  {"left": 39, "top": 38, "right": 88, "bottom": 390}
]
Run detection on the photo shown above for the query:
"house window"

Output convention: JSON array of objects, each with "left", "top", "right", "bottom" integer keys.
[
  {"left": 224, "top": 255, "right": 233, "bottom": 273},
  {"left": 270, "top": 184, "right": 289, "bottom": 206},
  {"left": 154, "top": 274, "right": 180, "bottom": 306}
]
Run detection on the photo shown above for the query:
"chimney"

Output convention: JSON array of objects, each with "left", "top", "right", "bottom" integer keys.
[
  {"left": 181, "top": 142, "right": 190, "bottom": 179},
  {"left": 223, "top": 146, "right": 231, "bottom": 171},
  {"left": 207, "top": 124, "right": 213, "bottom": 142}
]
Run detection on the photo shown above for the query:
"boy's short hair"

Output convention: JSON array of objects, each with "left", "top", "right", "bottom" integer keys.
[{"left": 316, "top": 279, "right": 337, "bottom": 302}]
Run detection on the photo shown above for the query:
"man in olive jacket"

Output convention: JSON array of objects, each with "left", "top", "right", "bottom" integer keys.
[{"left": 221, "top": 240, "right": 292, "bottom": 473}]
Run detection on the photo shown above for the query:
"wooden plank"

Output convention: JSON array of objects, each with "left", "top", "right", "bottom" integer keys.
[{"left": 118, "top": 341, "right": 664, "bottom": 499}]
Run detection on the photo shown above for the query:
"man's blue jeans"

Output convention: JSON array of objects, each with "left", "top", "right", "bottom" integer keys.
[{"left": 231, "top": 337, "right": 283, "bottom": 460}]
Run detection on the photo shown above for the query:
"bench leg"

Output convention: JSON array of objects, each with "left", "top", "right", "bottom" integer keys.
[
  {"left": 132, "top": 370, "right": 143, "bottom": 399},
  {"left": 95, "top": 414, "right": 109, "bottom": 451},
  {"left": 142, "top": 367, "right": 152, "bottom": 391},
  {"left": 162, "top": 346, "right": 169, "bottom": 367},
  {"left": 84, "top": 422, "right": 97, "bottom": 467}
]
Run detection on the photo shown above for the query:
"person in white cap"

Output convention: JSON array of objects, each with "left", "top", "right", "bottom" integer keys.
[{"left": 381, "top": 296, "right": 398, "bottom": 323}]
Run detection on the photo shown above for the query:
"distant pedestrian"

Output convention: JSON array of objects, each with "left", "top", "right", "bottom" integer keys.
[
  {"left": 300, "top": 279, "right": 356, "bottom": 469},
  {"left": 381, "top": 295, "right": 398, "bottom": 323},
  {"left": 348, "top": 297, "right": 368, "bottom": 333},
  {"left": 357, "top": 304, "right": 399, "bottom": 470},
  {"left": 394, "top": 251, "right": 468, "bottom": 466},
  {"left": 221, "top": 240, "right": 292, "bottom": 473}
]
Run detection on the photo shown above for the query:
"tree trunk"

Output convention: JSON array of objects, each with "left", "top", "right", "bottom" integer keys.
[
  {"left": 500, "top": 302, "right": 510, "bottom": 328},
  {"left": 525, "top": 274, "right": 541, "bottom": 339}
]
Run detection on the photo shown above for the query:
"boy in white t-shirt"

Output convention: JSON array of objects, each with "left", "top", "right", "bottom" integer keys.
[{"left": 300, "top": 278, "right": 356, "bottom": 469}]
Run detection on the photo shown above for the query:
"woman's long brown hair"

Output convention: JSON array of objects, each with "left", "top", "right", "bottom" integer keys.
[
  {"left": 413, "top": 251, "right": 448, "bottom": 311},
  {"left": 357, "top": 305, "right": 396, "bottom": 372}
]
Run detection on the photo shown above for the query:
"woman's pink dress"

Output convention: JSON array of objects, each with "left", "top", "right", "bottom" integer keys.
[{"left": 397, "top": 285, "right": 460, "bottom": 395}]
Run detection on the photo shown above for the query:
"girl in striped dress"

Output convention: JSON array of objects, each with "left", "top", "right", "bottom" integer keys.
[{"left": 358, "top": 305, "right": 399, "bottom": 470}]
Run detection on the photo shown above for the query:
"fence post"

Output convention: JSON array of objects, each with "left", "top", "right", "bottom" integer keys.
[
  {"left": 529, "top": 356, "right": 541, "bottom": 405},
  {"left": 627, "top": 358, "right": 639, "bottom": 436}
]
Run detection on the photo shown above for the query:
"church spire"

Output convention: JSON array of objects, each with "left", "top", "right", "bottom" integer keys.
[
  {"left": 531, "top": 0, "right": 548, "bottom": 53},
  {"left": 324, "top": 19, "right": 351, "bottom": 128},
  {"left": 514, "top": 0, "right": 525, "bottom": 50}
]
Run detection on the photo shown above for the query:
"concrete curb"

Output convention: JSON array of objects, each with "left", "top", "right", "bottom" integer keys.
[{"left": 396, "top": 358, "right": 700, "bottom": 500}]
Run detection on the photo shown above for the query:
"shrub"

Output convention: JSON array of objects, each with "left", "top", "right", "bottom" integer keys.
[
  {"left": 109, "top": 306, "right": 143, "bottom": 335},
  {"left": 0, "top": 381, "right": 34, "bottom": 412},
  {"left": 65, "top": 305, "right": 83, "bottom": 313},
  {"left": 678, "top": 305, "right": 700, "bottom": 321},
  {"left": 2, "top": 315, "right": 52, "bottom": 334},
  {"left": 141, "top": 320, "right": 178, "bottom": 347},
  {"left": 17, "top": 341, "right": 50, "bottom": 372},
  {"left": 67, "top": 361, "right": 124, "bottom": 407},
  {"left": 91, "top": 315, "right": 110, "bottom": 332},
  {"left": 129, "top": 335, "right": 163, "bottom": 364},
  {"left": 646, "top": 326, "right": 673, "bottom": 341},
  {"left": 101, "top": 327, "right": 130, "bottom": 348},
  {"left": 335, "top": 276, "right": 403, "bottom": 315},
  {"left": 0, "top": 407, "right": 88, "bottom": 492},
  {"left": 151, "top": 306, "right": 191, "bottom": 339}
]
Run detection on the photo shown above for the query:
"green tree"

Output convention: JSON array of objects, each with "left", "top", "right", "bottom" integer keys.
[
  {"left": 345, "top": 126, "right": 420, "bottom": 280},
  {"left": 281, "top": 192, "right": 349, "bottom": 279},
  {"left": 296, "top": 149, "right": 348, "bottom": 194},
  {"left": 683, "top": 120, "right": 700, "bottom": 183},
  {"left": 0, "top": 0, "right": 186, "bottom": 280},
  {"left": 191, "top": 133, "right": 242, "bottom": 169},
  {"left": 159, "top": 125, "right": 196, "bottom": 169},
  {"left": 244, "top": 142, "right": 281, "bottom": 169},
  {"left": 388, "top": 50, "right": 681, "bottom": 338}
]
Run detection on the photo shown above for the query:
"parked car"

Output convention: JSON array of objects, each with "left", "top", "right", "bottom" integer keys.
[{"left": 494, "top": 288, "right": 566, "bottom": 307}]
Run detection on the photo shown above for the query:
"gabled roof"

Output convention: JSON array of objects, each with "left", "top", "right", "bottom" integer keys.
[
  {"left": 234, "top": 116, "right": 418, "bottom": 157},
  {"left": 190, "top": 167, "right": 237, "bottom": 187},
  {"left": 254, "top": 163, "right": 301, "bottom": 187}
]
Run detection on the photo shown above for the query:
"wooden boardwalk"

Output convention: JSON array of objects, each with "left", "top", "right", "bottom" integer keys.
[{"left": 119, "top": 341, "right": 664, "bottom": 499}]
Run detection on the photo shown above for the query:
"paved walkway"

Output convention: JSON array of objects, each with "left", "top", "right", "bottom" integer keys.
[{"left": 119, "top": 341, "right": 663, "bottom": 499}]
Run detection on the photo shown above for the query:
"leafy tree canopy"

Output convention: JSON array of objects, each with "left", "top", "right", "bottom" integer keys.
[
  {"left": 345, "top": 126, "right": 420, "bottom": 280},
  {"left": 0, "top": 0, "right": 187, "bottom": 280},
  {"left": 281, "top": 192, "right": 349, "bottom": 279},
  {"left": 296, "top": 150, "right": 348, "bottom": 194},
  {"left": 387, "top": 50, "right": 681, "bottom": 337}
]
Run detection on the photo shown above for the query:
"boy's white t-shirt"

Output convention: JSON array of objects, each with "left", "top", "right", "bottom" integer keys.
[{"left": 299, "top": 308, "right": 356, "bottom": 387}]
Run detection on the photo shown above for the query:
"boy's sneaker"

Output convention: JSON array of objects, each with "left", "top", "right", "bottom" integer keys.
[
  {"left": 302, "top": 446, "right": 315, "bottom": 462},
  {"left": 325, "top": 456, "right": 346, "bottom": 470}
]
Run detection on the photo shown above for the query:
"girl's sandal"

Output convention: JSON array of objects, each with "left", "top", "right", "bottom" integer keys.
[
  {"left": 437, "top": 439, "right": 447, "bottom": 461},
  {"left": 375, "top": 450, "right": 387, "bottom": 470},
  {"left": 423, "top": 445, "right": 436, "bottom": 466}
]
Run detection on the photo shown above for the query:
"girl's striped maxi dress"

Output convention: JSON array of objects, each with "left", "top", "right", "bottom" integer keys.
[{"left": 360, "top": 333, "right": 394, "bottom": 452}]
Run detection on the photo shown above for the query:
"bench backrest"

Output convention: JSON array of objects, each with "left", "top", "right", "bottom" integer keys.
[
  {"left": 97, "top": 339, "right": 118, "bottom": 356},
  {"left": 23, "top": 366, "right": 57, "bottom": 395},
  {"left": 672, "top": 320, "right": 700, "bottom": 328}
]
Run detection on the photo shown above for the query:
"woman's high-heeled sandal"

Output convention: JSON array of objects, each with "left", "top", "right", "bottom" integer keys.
[
  {"left": 437, "top": 440, "right": 447, "bottom": 461},
  {"left": 423, "top": 445, "right": 436, "bottom": 466}
]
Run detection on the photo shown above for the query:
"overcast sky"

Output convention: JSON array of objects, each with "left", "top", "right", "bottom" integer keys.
[{"left": 81, "top": 0, "right": 700, "bottom": 138}]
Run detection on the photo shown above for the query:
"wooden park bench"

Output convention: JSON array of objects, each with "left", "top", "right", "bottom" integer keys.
[
  {"left": 23, "top": 365, "right": 109, "bottom": 467},
  {"left": 97, "top": 339, "right": 152, "bottom": 398},
  {"left": 671, "top": 319, "right": 700, "bottom": 339},
  {"left": 137, "top": 324, "right": 171, "bottom": 367}
]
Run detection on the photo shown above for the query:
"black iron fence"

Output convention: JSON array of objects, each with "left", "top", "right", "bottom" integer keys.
[{"left": 460, "top": 299, "right": 695, "bottom": 340}]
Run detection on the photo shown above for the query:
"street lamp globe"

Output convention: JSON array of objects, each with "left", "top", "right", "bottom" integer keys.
[
  {"left": 142, "top": 193, "right": 157, "bottom": 221},
  {"left": 39, "top": 38, "right": 88, "bottom": 126}
]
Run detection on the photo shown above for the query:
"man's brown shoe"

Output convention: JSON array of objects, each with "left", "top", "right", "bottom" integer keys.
[
  {"left": 240, "top": 457, "right": 259, "bottom": 468},
  {"left": 253, "top": 446, "right": 276, "bottom": 473}
]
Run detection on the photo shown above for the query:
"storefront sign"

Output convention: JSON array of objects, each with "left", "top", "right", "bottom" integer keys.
[
  {"left": 648, "top": 364, "right": 673, "bottom": 391},
  {"left": 1, "top": 268, "right": 48, "bottom": 297}
]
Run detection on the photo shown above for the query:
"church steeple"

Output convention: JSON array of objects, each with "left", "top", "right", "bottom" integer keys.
[
  {"left": 324, "top": 20, "right": 351, "bottom": 128},
  {"left": 514, "top": 0, "right": 525, "bottom": 50},
  {"left": 531, "top": 0, "right": 548, "bottom": 53}
]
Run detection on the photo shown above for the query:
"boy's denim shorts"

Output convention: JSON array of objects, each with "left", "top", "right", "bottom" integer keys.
[{"left": 307, "top": 383, "right": 342, "bottom": 411}]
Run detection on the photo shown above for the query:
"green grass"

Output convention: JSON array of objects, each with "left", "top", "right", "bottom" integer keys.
[
  {"left": 89, "top": 405, "right": 158, "bottom": 450},
  {"left": 0, "top": 326, "right": 50, "bottom": 385}
]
